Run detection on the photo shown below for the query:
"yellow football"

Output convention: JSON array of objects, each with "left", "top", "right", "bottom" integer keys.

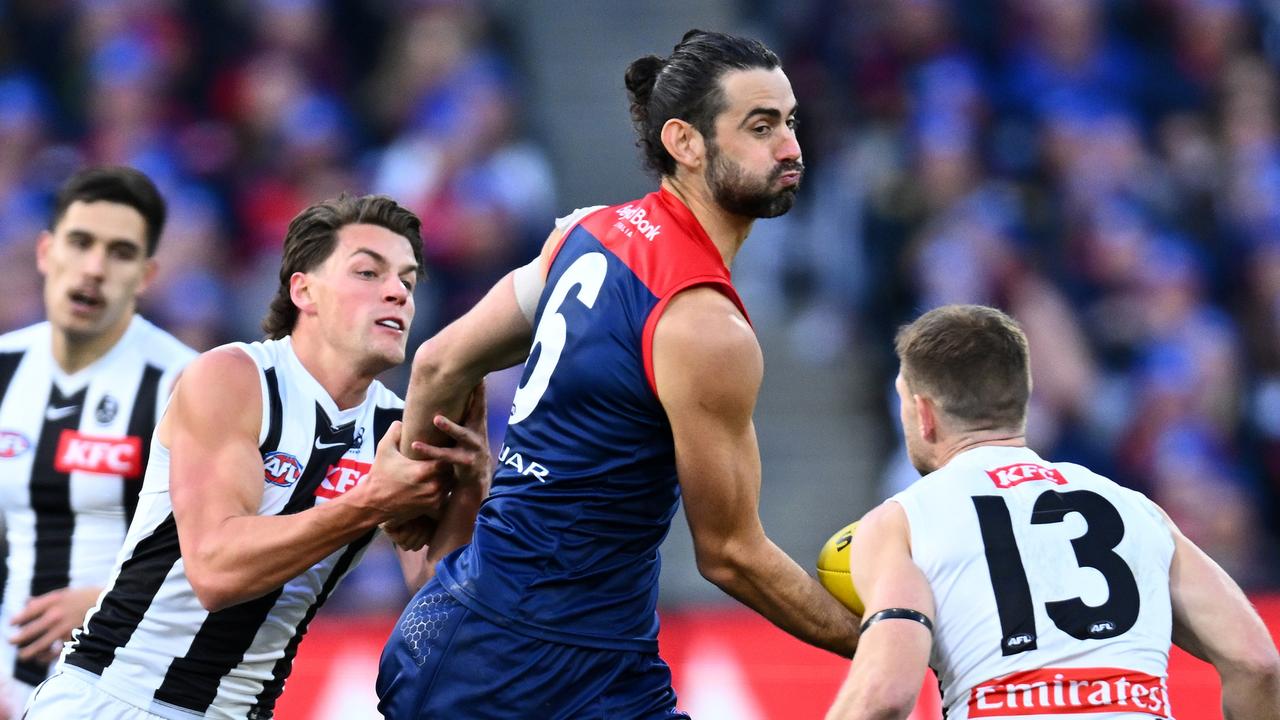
[{"left": 816, "top": 520, "right": 864, "bottom": 616}]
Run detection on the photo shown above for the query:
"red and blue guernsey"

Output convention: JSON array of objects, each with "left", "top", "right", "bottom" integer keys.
[{"left": 435, "top": 187, "right": 749, "bottom": 651}]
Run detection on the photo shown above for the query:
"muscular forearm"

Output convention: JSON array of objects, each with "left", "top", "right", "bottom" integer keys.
[
  {"left": 699, "top": 535, "right": 860, "bottom": 657},
  {"left": 401, "top": 275, "right": 533, "bottom": 457},
  {"left": 1221, "top": 663, "right": 1280, "bottom": 720},
  {"left": 401, "top": 346, "right": 474, "bottom": 454},
  {"left": 421, "top": 483, "right": 487, "bottom": 577},
  {"left": 185, "top": 495, "right": 383, "bottom": 611}
]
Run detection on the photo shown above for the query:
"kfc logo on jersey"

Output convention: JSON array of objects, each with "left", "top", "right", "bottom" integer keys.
[
  {"left": 315, "top": 458, "right": 371, "bottom": 499},
  {"left": 263, "top": 451, "right": 303, "bottom": 487},
  {"left": 53, "top": 430, "right": 142, "bottom": 477},
  {"left": 987, "top": 463, "right": 1067, "bottom": 489},
  {"left": 0, "top": 431, "right": 31, "bottom": 458}
]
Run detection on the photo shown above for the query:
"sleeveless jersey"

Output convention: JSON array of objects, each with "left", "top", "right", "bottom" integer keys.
[
  {"left": 0, "top": 316, "right": 194, "bottom": 691},
  {"left": 892, "top": 445, "right": 1176, "bottom": 719},
  {"left": 60, "top": 336, "right": 403, "bottom": 720},
  {"left": 436, "top": 187, "right": 749, "bottom": 651}
]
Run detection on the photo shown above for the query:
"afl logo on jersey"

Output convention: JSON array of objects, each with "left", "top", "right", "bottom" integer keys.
[
  {"left": 0, "top": 431, "right": 31, "bottom": 458},
  {"left": 263, "top": 451, "right": 303, "bottom": 487}
]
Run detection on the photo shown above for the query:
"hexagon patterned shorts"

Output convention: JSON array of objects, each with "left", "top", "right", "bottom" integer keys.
[{"left": 377, "top": 578, "right": 689, "bottom": 720}]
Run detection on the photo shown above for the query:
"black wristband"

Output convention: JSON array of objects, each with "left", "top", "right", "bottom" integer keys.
[{"left": 859, "top": 608, "right": 934, "bottom": 634}]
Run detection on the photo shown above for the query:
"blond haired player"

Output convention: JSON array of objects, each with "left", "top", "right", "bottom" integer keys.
[{"left": 827, "top": 304, "right": 1280, "bottom": 720}]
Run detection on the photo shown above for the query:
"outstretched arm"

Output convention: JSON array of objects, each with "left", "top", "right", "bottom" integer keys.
[
  {"left": 655, "top": 287, "right": 861, "bottom": 658},
  {"left": 169, "top": 347, "right": 448, "bottom": 611},
  {"left": 826, "top": 502, "right": 934, "bottom": 720},
  {"left": 390, "top": 228, "right": 563, "bottom": 572},
  {"left": 1164, "top": 510, "right": 1280, "bottom": 720}
]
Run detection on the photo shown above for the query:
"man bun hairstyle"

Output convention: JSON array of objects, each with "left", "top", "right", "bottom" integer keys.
[
  {"left": 894, "top": 304, "right": 1032, "bottom": 431},
  {"left": 625, "top": 29, "right": 780, "bottom": 177},
  {"left": 262, "top": 194, "right": 425, "bottom": 340},
  {"left": 52, "top": 166, "right": 167, "bottom": 256}
]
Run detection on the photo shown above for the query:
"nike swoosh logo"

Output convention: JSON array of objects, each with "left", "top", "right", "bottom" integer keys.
[
  {"left": 314, "top": 439, "right": 346, "bottom": 450},
  {"left": 45, "top": 405, "right": 80, "bottom": 421}
]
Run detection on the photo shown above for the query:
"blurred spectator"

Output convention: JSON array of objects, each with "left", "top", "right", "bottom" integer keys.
[
  {"left": 765, "top": 0, "right": 1280, "bottom": 583},
  {"left": 0, "top": 0, "right": 554, "bottom": 612},
  {"left": 4, "top": 0, "right": 1280, "bottom": 602}
]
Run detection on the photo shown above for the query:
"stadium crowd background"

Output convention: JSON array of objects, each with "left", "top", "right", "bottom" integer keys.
[{"left": 0, "top": 0, "right": 1278, "bottom": 628}]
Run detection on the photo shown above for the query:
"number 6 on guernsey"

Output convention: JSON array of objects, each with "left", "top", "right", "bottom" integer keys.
[{"left": 509, "top": 252, "right": 608, "bottom": 424}]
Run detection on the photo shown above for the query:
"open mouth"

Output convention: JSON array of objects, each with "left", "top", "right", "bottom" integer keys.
[
  {"left": 69, "top": 290, "right": 104, "bottom": 312},
  {"left": 375, "top": 318, "right": 405, "bottom": 332}
]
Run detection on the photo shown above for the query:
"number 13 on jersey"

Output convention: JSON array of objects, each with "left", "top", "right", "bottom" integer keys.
[{"left": 974, "top": 489, "right": 1141, "bottom": 656}]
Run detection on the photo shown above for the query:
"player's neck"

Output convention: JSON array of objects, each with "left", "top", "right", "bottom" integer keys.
[
  {"left": 935, "top": 431, "right": 1027, "bottom": 470},
  {"left": 661, "top": 177, "right": 753, "bottom": 267},
  {"left": 50, "top": 314, "right": 131, "bottom": 375},
  {"left": 288, "top": 329, "right": 375, "bottom": 410}
]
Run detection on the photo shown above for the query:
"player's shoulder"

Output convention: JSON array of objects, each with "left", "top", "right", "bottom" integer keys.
[
  {"left": 860, "top": 499, "right": 911, "bottom": 539},
  {"left": 553, "top": 205, "right": 609, "bottom": 235},
  {"left": 128, "top": 316, "right": 198, "bottom": 367},
  {"left": 0, "top": 320, "right": 50, "bottom": 353},
  {"left": 365, "top": 378, "right": 406, "bottom": 410},
  {"left": 652, "top": 287, "right": 760, "bottom": 405},
  {"left": 181, "top": 343, "right": 260, "bottom": 393},
  {"left": 656, "top": 287, "right": 757, "bottom": 361}
]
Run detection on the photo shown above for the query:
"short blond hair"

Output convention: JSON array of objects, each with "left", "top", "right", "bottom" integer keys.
[{"left": 894, "top": 304, "right": 1031, "bottom": 430}]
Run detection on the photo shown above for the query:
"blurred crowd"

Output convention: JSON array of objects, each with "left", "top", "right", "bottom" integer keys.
[
  {"left": 0, "top": 0, "right": 554, "bottom": 361},
  {"left": 0, "top": 0, "right": 553, "bottom": 613},
  {"left": 758, "top": 0, "right": 1280, "bottom": 585},
  {"left": 3, "top": 0, "right": 1279, "bottom": 601}
]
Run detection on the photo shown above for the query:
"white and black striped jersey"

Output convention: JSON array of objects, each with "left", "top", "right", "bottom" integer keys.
[
  {"left": 892, "top": 446, "right": 1176, "bottom": 719},
  {"left": 60, "top": 336, "right": 403, "bottom": 720},
  {"left": 0, "top": 316, "right": 194, "bottom": 691}
]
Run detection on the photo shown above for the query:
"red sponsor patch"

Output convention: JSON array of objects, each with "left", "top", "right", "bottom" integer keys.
[
  {"left": 969, "top": 667, "right": 1171, "bottom": 717},
  {"left": 0, "top": 431, "right": 31, "bottom": 458},
  {"left": 53, "top": 430, "right": 142, "bottom": 477},
  {"left": 986, "top": 463, "right": 1067, "bottom": 489},
  {"left": 315, "top": 458, "right": 371, "bottom": 499}
]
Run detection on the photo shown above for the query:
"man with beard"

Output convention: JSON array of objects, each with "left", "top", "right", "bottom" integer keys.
[{"left": 376, "top": 29, "right": 861, "bottom": 719}]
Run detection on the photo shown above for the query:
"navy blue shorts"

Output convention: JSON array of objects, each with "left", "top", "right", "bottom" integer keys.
[{"left": 377, "top": 579, "right": 689, "bottom": 720}]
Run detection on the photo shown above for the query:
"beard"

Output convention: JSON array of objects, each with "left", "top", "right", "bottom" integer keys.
[{"left": 705, "top": 140, "right": 803, "bottom": 219}]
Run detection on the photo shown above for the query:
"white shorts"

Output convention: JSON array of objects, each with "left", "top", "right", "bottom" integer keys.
[
  {"left": 0, "top": 671, "right": 34, "bottom": 720},
  {"left": 23, "top": 670, "right": 161, "bottom": 720}
]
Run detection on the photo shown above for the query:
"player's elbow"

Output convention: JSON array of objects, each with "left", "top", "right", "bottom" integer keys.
[
  {"left": 828, "top": 680, "right": 917, "bottom": 720},
  {"left": 188, "top": 572, "right": 238, "bottom": 613},
  {"left": 185, "top": 559, "right": 249, "bottom": 612},
  {"left": 692, "top": 538, "right": 751, "bottom": 591},
  {"left": 865, "top": 685, "right": 919, "bottom": 720},
  {"left": 411, "top": 338, "right": 469, "bottom": 389},
  {"left": 1223, "top": 638, "right": 1280, "bottom": 682}
]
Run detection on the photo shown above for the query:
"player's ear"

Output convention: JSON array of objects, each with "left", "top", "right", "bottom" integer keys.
[
  {"left": 137, "top": 258, "right": 159, "bottom": 294},
  {"left": 35, "top": 231, "right": 53, "bottom": 276},
  {"left": 661, "top": 118, "right": 704, "bottom": 171},
  {"left": 914, "top": 393, "right": 938, "bottom": 443},
  {"left": 289, "top": 272, "right": 317, "bottom": 317}
]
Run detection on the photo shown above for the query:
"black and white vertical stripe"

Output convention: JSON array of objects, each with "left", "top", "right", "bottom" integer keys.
[
  {"left": 62, "top": 336, "right": 404, "bottom": 719},
  {"left": 0, "top": 318, "right": 194, "bottom": 694}
]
